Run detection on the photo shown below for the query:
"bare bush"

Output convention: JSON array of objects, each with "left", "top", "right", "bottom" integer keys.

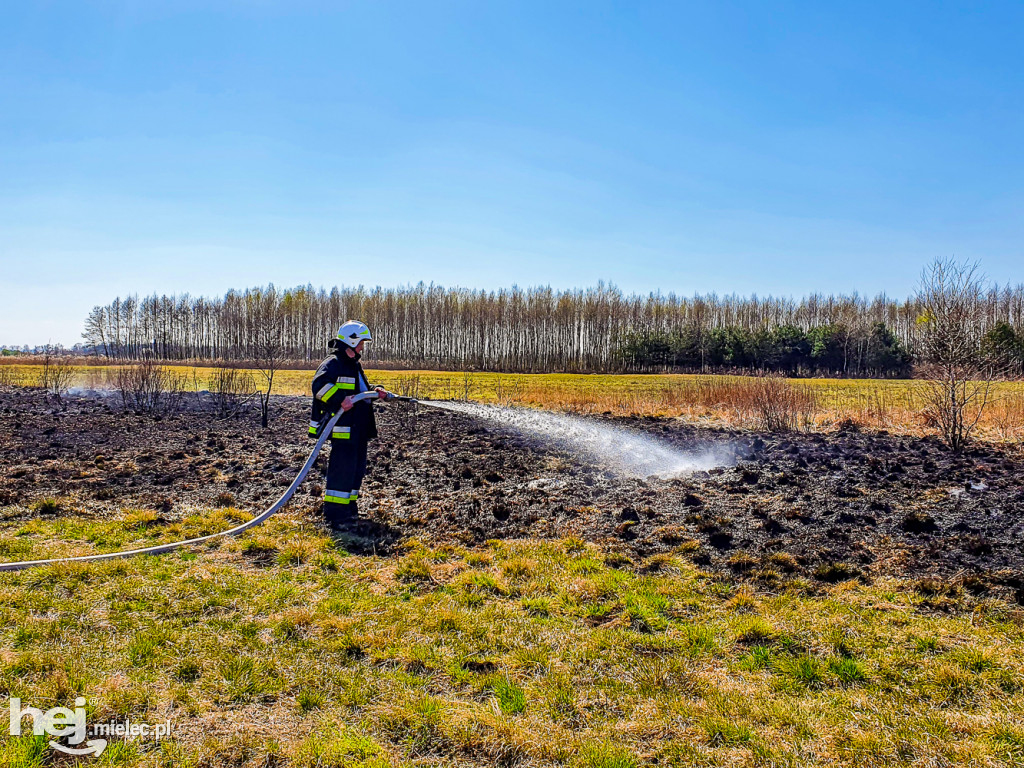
[
  {"left": 249, "top": 288, "right": 285, "bottom": 428},
  {"left": 208, "top": 366, "right": 256, "bottom": 418},
  {"left": 915, "top": 259, "right": 1001, "bottom": 451},
  {"left": 748, "top": 374, "right": 818, "bottom": 432},
  {"left": 494, "top": 375, "right": 522, "bottom": 406},
  {"left": 393, "top": 374, "right": 422, "bottom": 399},
  {"left": 109, "top": 359, "right": 187, "bottom": 415},
  {"left": 39, "top": 345, "right": 76, "bottom": 403}
]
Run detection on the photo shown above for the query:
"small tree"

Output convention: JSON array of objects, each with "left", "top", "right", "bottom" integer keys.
[
  {"left": 915, "top": 258, "right": 997, "bottom": 451},
  {"left": 249, "top": 287, "right": 285, "bottom": 428},
  {"left": 39, "top": 344, "right": 76, "bottom": 404}
]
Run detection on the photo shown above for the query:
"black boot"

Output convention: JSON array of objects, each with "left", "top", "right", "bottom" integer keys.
[
  {"left": 329, "top": 503, "right": 359, "bottom": 531},
  {"left": 323, "top": 501, "right": 350, "bottom": 531}
]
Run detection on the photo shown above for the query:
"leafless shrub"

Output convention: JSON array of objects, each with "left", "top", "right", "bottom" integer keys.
[
  {"left": 438, "top": 374, "right": 465, "bottom": 401},
  {"left": 748, "top": 374, "right": 818, "bottom": 432},
  {"left": 494, "top": 375, "right": 522, "bottom": 406},
  {"left": 248, "top": 288, "right": 285, "bottom": 428},
  {"left": 109, "top": 359, "right": 187, "bottom": 415},
  {"left": 393, "top": 374, "right": 421, "bottom": 399},
  {"left": 915, "top": 259, "right": 1002, "bottom": 451},
  {"left": 39, "top": 345, "right": 76, "bottom": 404},
  {"left": 439, "top": 371, "right": 478, "bottom": 401},
  {"left": 208, "top": 366, "right": 256, "bottom": 418}
]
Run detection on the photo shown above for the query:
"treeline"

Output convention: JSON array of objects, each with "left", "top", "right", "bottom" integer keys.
[
  {"left": 81, "top": 282, "right": 1024, "bottom": 375},
  {"left": 618, "top": 322, "right": 914, "bottom": 377}
]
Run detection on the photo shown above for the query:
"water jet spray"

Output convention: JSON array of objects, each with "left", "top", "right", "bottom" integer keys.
[{"left": 419, "top": 400, "right": 737, "bottom": 478}]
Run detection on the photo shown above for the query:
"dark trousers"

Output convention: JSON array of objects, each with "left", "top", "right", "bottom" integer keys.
[{"left": 323, "top": 433, "right": 368, "bottom": 523}]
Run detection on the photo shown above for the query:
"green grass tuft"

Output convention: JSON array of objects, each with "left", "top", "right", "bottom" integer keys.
[
  {"left": 702, "top": 715, "right": 754, "bottom": 746},
  {"left": 577, "top": 742, "right": 640, "bottom": 768},
  {"left": 829, "top": 657, "right": 868, "bottom": 685},
  {"left": 492, "top": 677, "right": 527, "bottom": 715}
]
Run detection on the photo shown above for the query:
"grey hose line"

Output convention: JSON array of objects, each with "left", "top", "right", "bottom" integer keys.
[{"left": 0, "top": 404, "right": 353, "bottom": 572}]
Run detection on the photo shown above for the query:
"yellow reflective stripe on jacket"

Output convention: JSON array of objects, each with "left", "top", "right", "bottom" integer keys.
[{"left": 318, "top": 377, "right": 357, "bottom": 402}]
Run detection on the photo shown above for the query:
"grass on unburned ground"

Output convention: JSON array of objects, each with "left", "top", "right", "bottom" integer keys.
[
  {"left": 5, "top": 363, "right": 1024, "bottom": 439},
  {"left": 1, "top": 508, "right": 1023, "bottom": 766}
]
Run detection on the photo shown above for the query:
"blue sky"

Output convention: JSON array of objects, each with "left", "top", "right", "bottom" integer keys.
[{"left": 2, "top": 1, "right": 1022, "bottom": 346}]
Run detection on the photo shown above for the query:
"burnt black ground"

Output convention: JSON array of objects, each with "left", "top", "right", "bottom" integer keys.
[{"left": 1, "top": 387, "right": 1022, "bottom": 601}]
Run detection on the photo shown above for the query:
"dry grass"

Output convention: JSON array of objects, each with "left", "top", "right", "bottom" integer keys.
[{"left": 3, "top": 363, "right": 1024, "bottom": 439}]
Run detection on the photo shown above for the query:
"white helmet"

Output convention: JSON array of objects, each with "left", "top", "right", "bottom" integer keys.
[{"left": 336, "top": 320, "right": 372, "bottom": 348}]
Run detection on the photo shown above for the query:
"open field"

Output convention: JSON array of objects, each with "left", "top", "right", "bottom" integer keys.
[
  {"left": 3, "top": 363, "right": 1024, "bottom": 439},
  {"left": 1, "top": 379, "right": 1023, "bottom": 766}
]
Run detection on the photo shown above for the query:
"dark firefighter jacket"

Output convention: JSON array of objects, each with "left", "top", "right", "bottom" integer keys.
[{"left": 309, "top": 350, "right": 378, "bottom": 440}]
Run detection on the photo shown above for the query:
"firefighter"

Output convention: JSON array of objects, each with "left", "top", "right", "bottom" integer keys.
[{"left": 309, "top": 320, "right": 388, "bottom": 529}]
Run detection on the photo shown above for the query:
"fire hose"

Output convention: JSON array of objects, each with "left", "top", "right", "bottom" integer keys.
[{"left": 0, "top": 391, "right": 417, "bottom": 572}]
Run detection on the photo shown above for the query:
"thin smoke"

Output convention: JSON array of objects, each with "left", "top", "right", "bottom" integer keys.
[{"left": 424, "top": 401, "right": 736, "bottom": 478}]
